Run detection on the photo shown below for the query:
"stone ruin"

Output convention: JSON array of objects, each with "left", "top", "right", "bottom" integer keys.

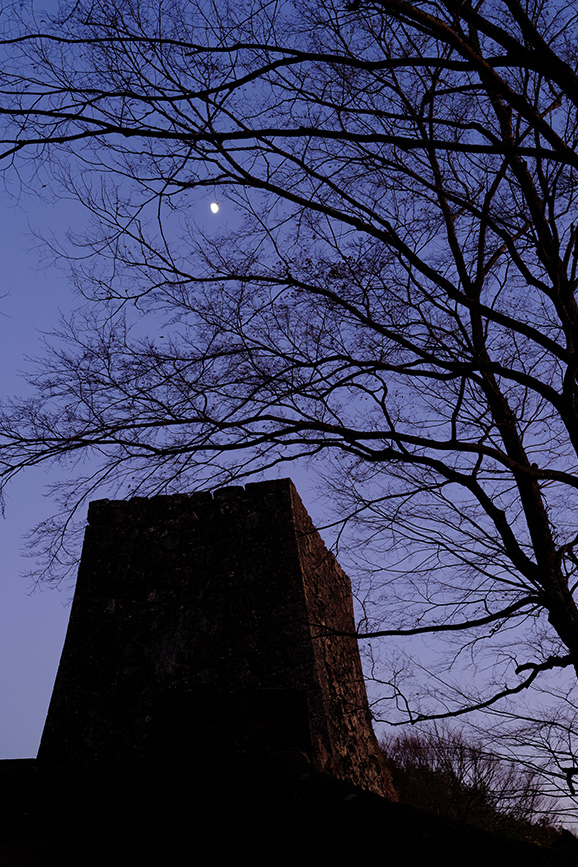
[
  {"left": 5, "top": 479, "right": 575, "bottom": 865},
  {"left": 37, "top": 477, "right": 395, "bottom": 799}
]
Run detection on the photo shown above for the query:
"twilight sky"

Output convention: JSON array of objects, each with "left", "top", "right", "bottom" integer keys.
[
  {"left": 0, "top": 186, "right": 326, "bottom": 758},
  {"left": 0, "top": 191, "right": 77, "bottom": 758}
]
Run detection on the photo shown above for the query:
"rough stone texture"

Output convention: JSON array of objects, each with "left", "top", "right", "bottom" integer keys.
[{"left": 37, "top": 478, "right": 395, "bottom": 798}]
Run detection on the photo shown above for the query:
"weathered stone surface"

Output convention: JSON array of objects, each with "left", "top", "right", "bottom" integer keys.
[{"left": 37, "top": 478, "right": 395, "bottom": 798}]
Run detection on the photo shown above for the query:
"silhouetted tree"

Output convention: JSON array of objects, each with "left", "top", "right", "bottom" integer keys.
[
  {"left": 382, "top": 725, "right": 561, "bottom": 843},
  {"left": 2, "top": 0, "right": 578, "bottom": 791}
]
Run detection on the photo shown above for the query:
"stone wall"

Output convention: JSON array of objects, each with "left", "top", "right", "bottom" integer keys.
[{"left": 37, "top": 478, "right": 395, "bottom": 798}]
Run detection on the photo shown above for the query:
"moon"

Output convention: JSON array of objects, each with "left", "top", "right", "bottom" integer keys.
[{"left": 210, "top": 202, "right": 219, "bottom": 214}]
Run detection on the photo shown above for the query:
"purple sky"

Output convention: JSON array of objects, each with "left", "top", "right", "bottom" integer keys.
[
  {"left": 0, "top": 189, "right": 326, "bottom": 758},
  {"left": 0, "top": 193, "right": 77, "bottom": 758},
  {"left": 0, "top": 0, "right": 345, "bottom": 760}
]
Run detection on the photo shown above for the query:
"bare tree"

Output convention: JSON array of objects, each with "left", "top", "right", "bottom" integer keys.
[
  {"left": 2, "top": 0, "right": 578, "bottom": 794},
  {"left": 381, "top": 724, "right": 561, "bottom": 841}
]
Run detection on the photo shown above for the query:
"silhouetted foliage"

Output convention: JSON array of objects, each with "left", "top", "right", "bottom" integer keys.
[{"left": 382, "top": 726, "right": 562, "bottom": 845}]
